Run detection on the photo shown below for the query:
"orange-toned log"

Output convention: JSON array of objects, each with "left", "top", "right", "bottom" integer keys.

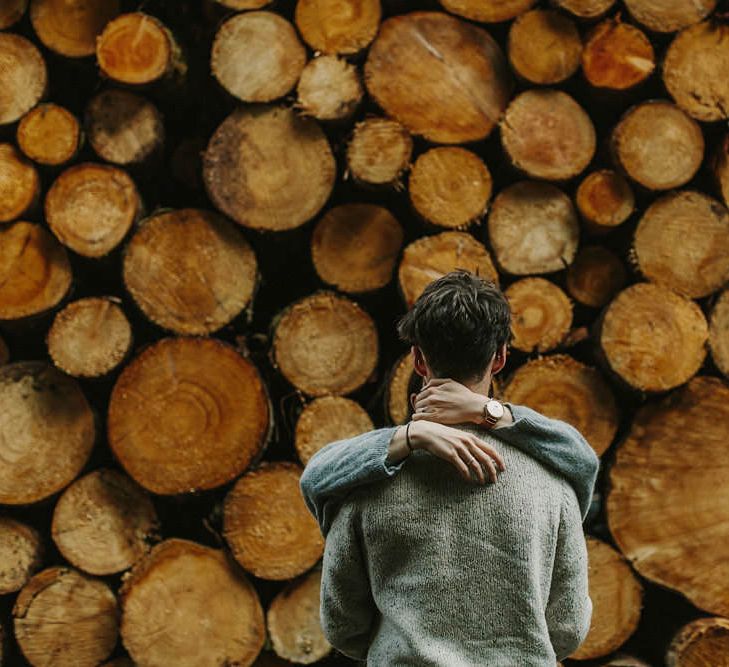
[
  {"left": 0, "top": 143, "right": 40, "bottom": 223},
  {"left": 666, "top": 617, "right": 729, "bottom": 667},
  {"left": 386, "top": 353, "right": 418, "bottom": 425},
  {"left": 295, "top": 0, "right": 380, "bottom": 55},
  {"left": 296, "top": 56, "right": 363, "bottom": 121},
  {"left": 346, "top": 118, "right": 412, "bottom": 188},
  {"left": 710, "top": 288, "right": 729, "bottom": 379},
  {"left": 120, "top": 539, "right": 265, "bottom": 667},
  {"left": 624, "top": 0, "right": 715, "bottom": 33},
  {"left": 0, "top": 518, "right": 42, "bottom": 594},
  {"left": 552, "top": 0, "right": 614, "bottom": 19},
  {"left": 0, "top": 33, "right": 46, "bottom": 126},
  {"left": 17, "top": 103, "right": 81, "bottom": 166},
  {"left": 567, "top": 246, "right": 627, "bottom": 308},
  {"left": 108, "top": 337, "right": 270, "bottom": 495},
  {"left": 439, "top": 0, "right": 535, "bottom": 23},
  {"left": 0, "top": 0, "right": 28, "bottom": 28},
  {"left": 576, "top": 169, "right": 634, "bottom": 233},
  {"left": 224, "top": 462, "right": 324, "bottom": 580}
]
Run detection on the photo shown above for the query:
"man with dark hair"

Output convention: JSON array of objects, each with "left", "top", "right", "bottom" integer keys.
[{"left": 300, "top": 270, "right": 598, "bottom": 665}]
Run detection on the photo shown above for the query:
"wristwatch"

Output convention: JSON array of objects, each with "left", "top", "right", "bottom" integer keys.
[{"left": 481, "top": 398, "right": 505, "bottom": 428}]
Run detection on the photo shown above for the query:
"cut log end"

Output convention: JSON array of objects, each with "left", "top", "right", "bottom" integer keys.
[
  {"left": 17, "top": 103, "right": 81, "bottom": 166},
  {"left": 0, "top": 33, "right": 46, "bottom": 126},
  {"left": 553, "top": 0, "right": 615, "bottom": 19},
  {"left": 296, "top": 55, "right": 363, "bottom": 121},
  {"left": 438, "top": 0, "right": 535, "bottom": 23},
  {"left": 666, "top": 617, "right": 729, "bottom": 667},
  {"left": 576, "top": 169, "right": 634, "bottom": 231},
  {"left": 387, "top": 354, "right": 417, "bottom": 425},
  {"left": 0, "top": 518, "right": 42, "bottom": 594},
  {"left": 567, "top": 246, "right": 627, "bottom": 308},
  {"left": 710, "top": 288, "right": 729, "bottom": 379},
  {"left": 624, "top": 0, "right": 716, "bottom": 33},
  {"left": 0, "top": 0, "right": 28, "bottom": 29},
  {"left": 0, "top": 143, "right": 39, "bottom": 223},
  {"left": 347, "top": 118, "right": 412, "bottom": 187},
  {"left": 295, "top": 0, "right": 381, "bottom": 55}
]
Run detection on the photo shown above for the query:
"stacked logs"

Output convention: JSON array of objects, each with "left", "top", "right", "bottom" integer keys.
[{"left": 1, "top": 0, "right": 729, "bottom": 665}]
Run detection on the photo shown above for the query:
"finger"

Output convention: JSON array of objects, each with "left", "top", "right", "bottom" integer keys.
[
  {"left": 467, "top": 441, "right": 498, "bottom": 483},
  {"left": 410, "top": 411, "right": 429, "bottom": 421},
  {"left": 426, "top": 378, "right": 451, "bottom": 386},
  {"left": 473, "top": 439, "right": 506, "bottom": 472},
  {"left": 462, "top": 448, "right": 486, "bottom": 485},
  {"left": 449, "top": 452, "right": 471, "bottom": 482},
  {"left": 415, "top": 387, "right": 435, "bottom": 401}
]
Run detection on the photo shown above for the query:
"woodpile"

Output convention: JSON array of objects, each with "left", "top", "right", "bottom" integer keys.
[{"left": 1, "top": 1, "right": 728, "bottom": 665}]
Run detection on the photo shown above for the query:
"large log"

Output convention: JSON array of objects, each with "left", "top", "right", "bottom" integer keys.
[
  {"left": 296, "top": 56, "right": 363, "bottom": 122},
  {"left": 666, "top": 617, "right": 729, "bottom": 667},
  {"left": 624, "top": 0, "right": 716, "bottom": 33},
  {"left": 439, "top": 0, "right": 535, "bottom": 23},
  {"left": 0, "top": 0, "right": 28, "bottom": 28},
  {"left": 295, "top": 0, "right": 381, "bottom": 55},
  {"left": 552, "top": 0, "right": 614, "bottom": 20},
  {"left": 710, "top": 288, "right": 729, "bottom": 379},
  {"left": 576, "top": 169, "right": 634, "bottom": 233},
  {"left": 346, "top": 118, "right": 412, "bottom": 188},
  {"left": 566, "top": 246, "right": 627, "bottom": 308},
  {"left": 0, "top": 33, "right": 46, "bottom": 126},
  {"left": 0, "top": 518, "right": 42, "bottom": 594},
  {"left": 17, "top": 103, "right": 81, "bottom": 167},
  {"left": 0, "top": 143, "right": 40, "bottom": 223}
]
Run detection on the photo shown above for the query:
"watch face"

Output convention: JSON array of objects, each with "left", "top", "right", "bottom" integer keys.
[{"left": 486, "top": 400, "right": 504, "bottom": 419}]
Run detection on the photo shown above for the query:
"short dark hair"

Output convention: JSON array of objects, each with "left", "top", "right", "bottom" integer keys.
[{"left": 396, "top": 270, "right": 511, "bottom": 383}]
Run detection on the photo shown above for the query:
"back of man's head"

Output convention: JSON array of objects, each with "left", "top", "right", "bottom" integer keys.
[{"left": 396, "top": 270, "right": 511, "bottom": 384}]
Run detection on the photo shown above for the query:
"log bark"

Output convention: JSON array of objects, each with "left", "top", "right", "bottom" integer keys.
[
  {"left": 211, "top": 12, "right": 306, "bottom": 103},
  {"left": 364, "top": 12, "right": 513, "bottom": 144},
  {"left": 295, "top": 0, "right": 381, "bottom": 55},
  {"left": 311, "top": 203, "right": 404, "bottom": 293},
  {"left": 552, "top": 0, "right": 614, "bottom": 19},
  {"left": 0, "top": 33, "right": 46, "bottom": 126},
  {"left": 272, "top": 291, "right": 379, "bottom": 396},
  {"left": 612, "top": 101, "right": 703, "bottom": 191},
  {"left": 576, "top": 169, "right": 634, "bottom": 232},
  {"left": 51, "top": 469, "right": 158, "bottom": 576},
  {"left": 17, "top": 103, "right": 81, "bottom": 167},
  {"left": 505, "top": 278, "right": 573, "bottom": 353},
  {"left": 108, "top": 337, "right": 270, "bottom": 495},
  {"left": 223, "top": 462, "right": 324, "bottom": 580},
  {"left": 502, "top": 354, "right": 618, "bottom": 456},
  {"left": 45, "top": 163, "right": 142, "bottom": 258},
  {"left": 488, "top": 181, "right": 579, "bottom": 275},
  {"left": 710, "top": 288, "right": 729, "bottom": 379},
  {"left": 566, "top": 246, "right": 627, "bottom": 308},
  {"left": 398, "top": 231, "right": 499, "bottom": 308},
  {"left": 295, "top": 396, "right": 373, "bottom": 465},
  {"left": 0, "top": 0, "right": 28, "bottom": 28},
  {"left": 501, "top": 89, "right": 596, "bottom": 181},
  {"left": 386, "top": 353, "right": 418, "bottom": 425},
  {"left": 346, "top": 118, "right": 412, "bottom": 188},
  {"left": 120, "top": 539, "right": 265, "bottom": 667},
  {"left": 408, "top": 147, "right": 492, "bottom": 229},
  {"left": 296, "top": 56, "right": 363, "bottom": 121},
  {"left": 608, "top": 376, "right": 729, "bottom": 617},
  {"left": 14, "top": 567, "right": 118, "bottom": 667},
  {"left": 0, "top": 518, "right": 42, "bottom": 594},
  {"left": 267, "top": 568, "right": 332, "bottom": 664},
  {"left": 624, "top": 0, "right": 716, "bottom": 33},
  {"left": 666, "top": 617, "right": 729, "bottom": 667},
  {"left": 46, "top": 297, "right": 132, "bottom": 378},
  {"left": 122, "top": 208, "right": 258, "bottom": 335},
  {"left": 203, "top": 106, "right": 336, "bottom": 231},
  {"left": 0, "top": 143, "right": 40, "bottom": 223},
  {"left": 439, "top": 0, "right": 535, "bottom": 23}
]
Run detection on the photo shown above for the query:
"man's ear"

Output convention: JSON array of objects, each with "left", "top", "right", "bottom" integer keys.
[
  {"left": 491, "top": 343, "right": 508, "bottom": 375},
  {"left": 412, "top": 345, "right": 428, "bottom": 377}
]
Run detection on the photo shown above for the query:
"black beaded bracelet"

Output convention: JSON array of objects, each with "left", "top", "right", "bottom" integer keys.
[{"left": 406, "top": 421, "right": 414, "bottom": 454}]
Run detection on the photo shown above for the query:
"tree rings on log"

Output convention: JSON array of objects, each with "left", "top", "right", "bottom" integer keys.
[
  {"left": 267, "top": 569, "right": 331, "bottom": 664},
  {"left": 0, "top": 143, "right": 39, "bottom": 223},
  {"left": 295, "top": 0, "right": 381, "bottom": 55},
  {"left": 0, "top": 518, "right": 42, "bottom": 594},
  {"left": 624, "top": 0, "right": 716, "bottom": 33},
  {"left": 212, "top": 12, "right": 306, "bottom": 103},
  {"left": 51, "top": 469, "right": 158, "bottom": 576},
  {"left": 502, "top": 354, "right": 618, "bottom": 456},
  {"left": 387, "top": 354, "right": 417, "bottom": 425},
  {"left": 14, "top": 567, "right": 118, "bottom": 667},
  {"left": 576, "top": 169, "right": 634, "bottom": 232},
  {"left": 570, "top": 537, "right": 643, "bottom": 660},
  {"left": 224, "top": 462, "right": 324, "bottom": 580},
  {"left": 108, "top": 337, "right": 270, "bottom": 495},
  {"left": 582, "top": 19, "right": 655, "bottom": 91},
  {"left": 553, "top": 0, "right": 614, "bottom": 19},
  {"left": 17, "top": 104, "right": 81, "bottom": 166},
  {"left": 120, "top": 539, "right": 265, "bottom": 667},
  {"left": 710, "top": 289, "right": 729, "bottom": 379},
  {"left": 505, "top": 278, "right": 572, "bottom": 353},
  {"left": 0, "top": 33, "right": 46, "bottom": 126},
  {"left": 272, "top": 292, "right": 378, "bottom": 396},
  {"left": 508, "top": 10, "right": 582, "bottom": 85},
  {"left": 0, "top": 0, "right": 28, "bottom": 29},
  {"left": 612, "top": 101, "right": 703, "bottom": 191},
  {"left": 398, "top": 231, "right": 499, "bottom": 308},
  {"left": 45, "top": 163, "right": 141, "bottom": 258},
  {"left": 567, "top": 246, "right": 626, "bottom": 308},
  {"left": 408, "top": 147, "right": 492, "bottom": 229},
  {"left": 364, "top": 12, "right": 513, "bottom": 144},
  {"left": 633, "top": 191, "right": 729, "bottom": 299},
  {"left": 204, "top": 106, "right": 335, "bottom": 231},
  {"left": 346, "top": 118, "right": 412, "bottom": 187},
  {"left": 608, "top": 376, "right": 729, "bottom": 617},
  {"left": 666, "top": 617, "right": 729, "bottom": 667},
  {"left": 0, "top": 222, "right": 72, "bottom": 321},
  {"left": 122, "top": 209, "right": 258, "bottom": 335},
  {"left": 488, "top": 181, "right": 579, "bottom": 275},
  {"left": 439, "top": 0, "right": 535, "bottom": 23},
  {"left": 311, "top": 204, "right": 403, "bottom": 293},
  {"left": 297, "top": 56, "right": 363, "bottom": 121},
  {"left": 501, "top": 89, "right": 595, "bottom": 181},
  {"left": 295, "top": 396, "right": 373, "bottom": 465}
]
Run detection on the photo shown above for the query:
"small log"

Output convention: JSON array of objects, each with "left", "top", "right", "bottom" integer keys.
[
  {"left": 85, "top": 89, "right": 164, "bottom": 167},
  {"left": 633, "top": 191, "right": 729, "bottom": 299},
  {"left": 295, "top": 396, "right": 373, "bottom": 465},
  {"left": 624, "top": 0, "right": 716, "bottom": 33},
  {"left": 122, "top": 208, "right": 258, "bottom": 335},
  {"left": 0, "top": 222, "right": 72, "bottom": 321},
  {"left": 30, "top": 0, "right": 119, "bottom": 58},
  {"left": 664, "top": 21, "right": 729, "bottom": 121},
  {"left": 508, "top": 9, "right": 582, "bottom": 85},
  {"left": 0, "top": 33, "right": 46, "bottom": 126},
  {"left": 501, "top": 89, "right": 596, "bottom": 181},
  {"left": 582, "top": 18, "right": 655, "bottom": 91},
  {"left": 502, "top": 354, "right": 618, "bottom": 456},
  {"left": 17, "top": 103, "right": 81, "bottom": 167},
  {"left": 14, "top": 567, "right": 118, "bottom": 667},
  {"left": 710, "top": 288, "right": 729, "bottom": 379},
  {"left": 295, "top": 0, "right": 381, "bottom": 55},
  {"left": 296, "top": 56, "right": 363, "bottom": 121},
  {"left": 608, "top": 376, "right": 729, "bottom": 617},
  {"left": 51, "top": 469, "right": 158, "bottom": 576},
  {"left": 0, "top": 335, "right": 8, "bottom": 364},
  {"left": 272, "top": 291, "right": 378, "bottom": 397},
  {"left": 398, "top": 231, "right": 499, "bottom": 308},
  {"left": 211, "top": 12, "right": 306, "bottom": 103},
  {"left": 0, "top": 143, "right": 40, "bottom": 223},
  {"left": 439, "top": 0, "right": 535, "bottom": 23},
  {"left": 203, "top": 106, "right": 335, "bottom": 231},
  {"left": 570, "top": 537, "right": 643, "bottom": 660},
  {"left": 666, "top": 617, "right": 729, "bottom": 667},
  {"left": 45, "top": 163, "right": 142, "bottom": 258},
  {"left": 46, "top": 297, "right": 133, "bottom": 378},
  {"left": 612, "top": 101, "right": 703, "bottom": 191},
  {"left": 567, "top": 246, "right": 627, "bottom": 308},
  {"left": 0, "top": 518, "right": 42, "bottom": 594},
  {"left": 364, "top": 12, "right": 513, "bottom": 143},
  {"left": 223, "top": 462, "right": 325, "bottom": 580},
  {"left": 386, "top": 353, "right": 417, "bottom": 425},
  {"left": 552, "top": 0, "right": 614, "bottom": 20},
  {"left": 311, "top": 204, "right": 404, "bottom": 293},
  {"left": 505, "top": 278, "right": 573, "bottom": 353},
  {"left": 0, "top": 0, "right": 28, "bottom": 28},
  {"left": 576, "top": 169, "right": 634, "bottom": 232},
  {"left": 120, "top": 539, "right": 265, "bottom": 667},
  {"left": 408, "top": 147, "right": 492, "bottom": 229},
  {"left": 488, "top": 181, "right": 579, "bottom": 275},
  {"left": 267, "top": 569, "right": 332, "bottom": 664},
  {"left": 108, "top": 337, "right": 270, "bottom": 495},
  {"left": 346, "top": 118, "right": 412, "bottom": 188}
]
